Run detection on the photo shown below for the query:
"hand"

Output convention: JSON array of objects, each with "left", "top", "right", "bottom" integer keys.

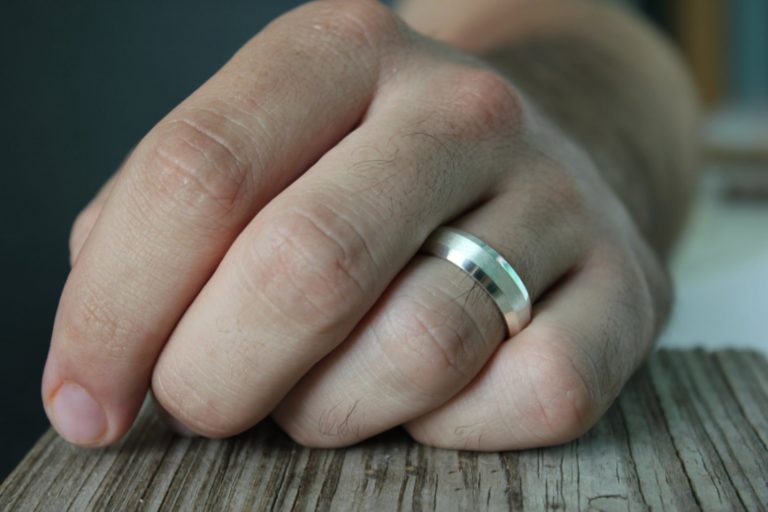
[{"left": 44, "top": 0, "right": 669, "bottom": 450}]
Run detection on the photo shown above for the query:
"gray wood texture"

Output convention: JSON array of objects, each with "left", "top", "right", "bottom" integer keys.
[{"left": 2, "top": 349, "right": 767, "bottom": 511}]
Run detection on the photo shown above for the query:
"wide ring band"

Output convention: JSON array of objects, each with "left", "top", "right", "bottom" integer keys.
[{"left": 420, "top": 227, "right": 532, "bottom": 336}]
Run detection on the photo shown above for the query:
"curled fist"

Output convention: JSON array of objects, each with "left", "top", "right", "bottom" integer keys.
[{"left": 44, "top": 0, "right": 673, "bottom": 450}]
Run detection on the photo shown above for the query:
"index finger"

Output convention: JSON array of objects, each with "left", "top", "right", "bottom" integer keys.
[{"left": 42, "top": 0, "right": 401, "bottom": 446}]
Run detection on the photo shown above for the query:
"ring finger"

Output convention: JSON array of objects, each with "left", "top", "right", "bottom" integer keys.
[{"left": 272, "top": 176, "right": 592, "bottom": 447}]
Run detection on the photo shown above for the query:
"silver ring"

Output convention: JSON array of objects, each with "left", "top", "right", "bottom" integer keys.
[{"left": 420, "top": 227, "right": 531, "bottom": 336}]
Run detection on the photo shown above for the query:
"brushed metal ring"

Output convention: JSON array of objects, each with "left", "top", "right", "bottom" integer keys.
[{"left": 420, "top": 227, "right": 532, "bottom": 336}]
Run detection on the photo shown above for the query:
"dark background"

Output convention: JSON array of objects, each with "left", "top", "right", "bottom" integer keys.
[
  {"left": 0, "top": 0, "right": 677, "bottom": 480},
  {"left": 0, "top": 0, "right": 315, "bottom": 480}
]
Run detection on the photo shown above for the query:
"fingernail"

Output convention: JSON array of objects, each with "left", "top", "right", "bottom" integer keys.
[{"left": 50, "top": 382, "right": 107, "bottom": 446}]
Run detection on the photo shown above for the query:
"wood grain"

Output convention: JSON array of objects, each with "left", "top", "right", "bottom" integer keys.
[{"left": 2, "top": 349, "right": 767, "bottom": 511}]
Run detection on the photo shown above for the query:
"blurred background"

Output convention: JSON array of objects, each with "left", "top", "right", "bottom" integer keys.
[
  {"left": 1, "top": 0, "right": 766, "bottom": 480},
  {"left": 618, "top": 0, "right": 768, "bottom": 351}
]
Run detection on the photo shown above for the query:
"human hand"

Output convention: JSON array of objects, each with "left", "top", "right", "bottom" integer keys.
[{"left": 44, "top": 0, "right": 669, "bottom": 450}]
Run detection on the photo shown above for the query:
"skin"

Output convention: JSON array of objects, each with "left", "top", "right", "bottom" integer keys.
[{"left": 43, "top": 0, "right": 698, "bottom": 450}]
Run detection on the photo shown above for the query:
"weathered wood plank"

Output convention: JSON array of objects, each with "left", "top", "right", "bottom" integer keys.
[
  {"left": 1, "top": 349, "right": 766, "bottom": 511},
  {"left": 716, "top": 351, "right": 768, "bottom": 451},
  {"left": 616, "top": 363, "right": 699, "bottom": 510}
]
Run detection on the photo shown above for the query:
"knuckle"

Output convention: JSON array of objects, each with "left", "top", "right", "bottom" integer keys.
[
  {"left": 242, "top": 203, "right": 374, "bottom": 337},
  {"left": 144, "top": 111, "right": 252, "bottom": 222},
  {"left": 305, "top": 0, "right": 401, "bottom": 50},
  {"left": 513, "top": 332, "right": 601, "bottom": 442},
  {"left": 448, "top": 69, "right": 523, "bottom": 136}
]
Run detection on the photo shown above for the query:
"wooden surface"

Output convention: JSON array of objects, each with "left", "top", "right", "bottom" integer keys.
[{"left": 2, "top": 349, "right": 767, "bottom": 511}]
